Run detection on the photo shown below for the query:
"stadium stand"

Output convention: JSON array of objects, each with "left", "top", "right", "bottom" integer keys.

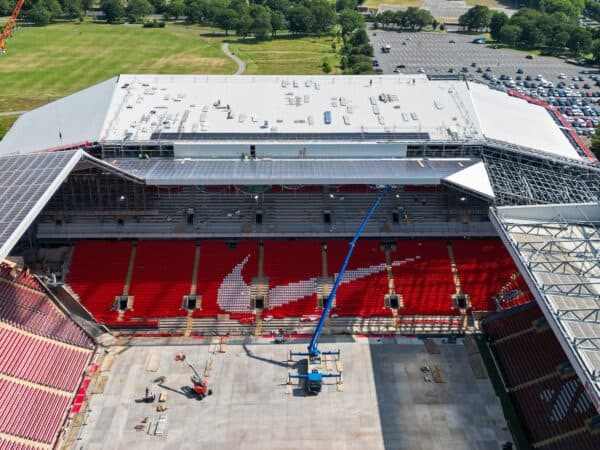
[
  {"left": 262, "top": 240, "right": 321, "bottom": 317},
  {"left": 391, "top": 240, "right": 456, "bottom": 315},
  {"left": 0, "top": 278, "right": 93, "bottom": 348},
  {"left": 452, "top": 239, "right": 524, "bottom": 311},
  {"left": 491, "top": 328, "right": 568, "bottom": 387},
  {"left": 0, "top": 267, "right": 94, "bottom": 448},
  {"left": 195, "top": 240, "right": 259, "bottom": 318},
  {"left": 68, "top": 238, "right": 537, "bottom": 323},
  {"left": 484, "top": 305, "right": 600, "bottom": 447},
  {"left": 328, "top": 240, "right": 392, "bottom": 317},
  {"left": 0, "top": 327, "right": 91, "bottom": 391},
  {"left": 67, "top": 240, "right": 132, "bottom": 323},
  {"left": 127, "top": 240, "right": 196, "bottom": 318},
  {"left": 0, "top": 437, "right": 43, "bottom": 450},
  {"left": 0, "top": 378, "right": 72, "bottom": 444}
]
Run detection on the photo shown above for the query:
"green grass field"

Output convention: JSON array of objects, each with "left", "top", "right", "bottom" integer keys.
[
  {"left": 362, "top": 0, "right": 424, "bottom": 9},
  {"left": 0, "top": 23, "right": 236, "bottom": 113},
  {"left": 229, "top": 35, "right": 341, "bottom": 75},
  {"left": 0, "top": 115, "right": 19, "bottom": 140}
]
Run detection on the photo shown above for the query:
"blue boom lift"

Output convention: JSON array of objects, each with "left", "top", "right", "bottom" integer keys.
[{"left": 288, "top": 185, "right": 391, "bottom": 394}]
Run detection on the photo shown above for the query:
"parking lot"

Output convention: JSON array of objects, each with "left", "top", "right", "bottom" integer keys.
[{"left": 370, "top": 30, "right": 600, "bottom": 137}]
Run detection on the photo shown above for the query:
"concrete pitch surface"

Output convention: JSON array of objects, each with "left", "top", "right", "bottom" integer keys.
[{"left": 76, "top": 339, "right": 511, "bottom": 450}]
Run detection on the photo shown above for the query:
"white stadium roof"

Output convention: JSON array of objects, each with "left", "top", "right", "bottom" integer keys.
[{"left": 0, "top": 74, "right": 584, "bottom": 161}]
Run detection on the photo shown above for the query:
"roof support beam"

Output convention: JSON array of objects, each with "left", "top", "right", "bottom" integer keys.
[
  {"left": 557, "top": 308, "right": 600, "bottom": 324},
  {"left": 572, "top": 337, "right": 600, "bottom": 351}
]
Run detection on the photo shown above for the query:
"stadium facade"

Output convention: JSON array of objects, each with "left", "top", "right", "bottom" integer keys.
[{"left": 2, "top": 74, "right": 600, "bottom": 413}]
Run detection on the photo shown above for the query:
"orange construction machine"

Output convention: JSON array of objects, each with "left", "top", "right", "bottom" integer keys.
[{"left": 0, "top": 0, "right": 25, "bottom": 53}]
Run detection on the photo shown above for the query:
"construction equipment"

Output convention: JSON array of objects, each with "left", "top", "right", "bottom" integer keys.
[
  {"left": 188, "top": 363, "right": 212, "bottom": 400},
  {"left": 288, "top": 185, "right": 391, "bottom": 395},
  {"left": 0, "top": 0, "right": 25, "bottom": 54}
]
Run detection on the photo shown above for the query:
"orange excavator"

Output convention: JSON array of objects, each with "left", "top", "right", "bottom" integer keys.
[{"left": 0, "top": 0, "right": 25, "bottom": 54}]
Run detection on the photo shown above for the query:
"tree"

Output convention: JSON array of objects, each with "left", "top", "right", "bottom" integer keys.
[
  {"left": 148, "top": 0, "right": 166, "bottom": 14},
  {"left": 28, "top": 3, "right": 53, "bottom": 24},
  {"left": 100, "top": 0, "right": 124, "bottom": 23},
  {"left": 270, "top": 10, "right": 287, "bottom": 38},
  {"left": 82, "top": 0, "right": 93, "bottom": 12},
  {"left": 547, "top": 29, "right": 569, "bottom": 51},
  {"left": 286, "top": 5, "right": 313, "bottom": 34},
  {"left": 539, "top": 0, "right": 579, "bottom": 17},
  {"left": 322, "top": 58, "right": 332, "bottom": 73},
  {"left": 458, "top": 5, "right": 491, "bottom": 31},
  {"left": 266, "top": 0, "right": 289, "bottom": 13},
  {"left": 591, "top": 123, "right": 600, "bottom": 158},
  {"left": 167, "top": 0, "right": 185, "bottom": 19},
  {"left": 250, "top": 4, "right": 272, "bottom": 39},
  {"left": 593, "top": 39, "right": 600, "bottom": 65},
  {"left": 62, "top": 0, "right": 83, "bottom": 18},
  {"left": 338, "top": 8, "right": 364, "bottom": 36},
  {"left": 335, "top": 0, "right": 356, "bottom": 12},
  {"left": 499, "top": 24, "right": 522, "bottom": 47},
  {"left": 348, "top": 28, "right": 369, "bottom": 47},
  {"left": 309, "top": 0, "right": 336, "bottom": 35},
  {"left": 126, "top": 0, "right": 153, "bottom": 22},
  {"left": 489, "top": 11, "right": 508, "bottom": 41},
  {"left": 0, "top": 0, "right": 12, "bottom": 15},
  {"left": 567, "top": 26, "right": 592, "bottom": 54},
  {"left": 235, "top": 12, "right": 253, "bottom": 39},
  {"left": 377, "top": 10, "right": 395, "bottom": 30},
  {"left": 215, "top": 8, "right": 237, "bottom": 35}
]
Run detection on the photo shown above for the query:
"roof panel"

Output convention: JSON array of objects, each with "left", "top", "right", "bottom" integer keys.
[
  {"left": 109, "top": 158, "right": 480, "bottom": 186},
  {"left": 0, "top": 151, "right": 84, "bottom": 261}
]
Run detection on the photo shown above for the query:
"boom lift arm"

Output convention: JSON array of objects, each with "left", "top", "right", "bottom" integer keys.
[
  {"left": 0, "top": 0, "right": 25, "bottom": 53},
  {"left": 288, "top": 185, "right": 391, "bottom": 393}
]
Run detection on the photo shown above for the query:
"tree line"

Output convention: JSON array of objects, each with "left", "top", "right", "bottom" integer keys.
[
  {"left": 375, "top": 7, "right": 437, "bottom": 31},
  {"left": 0, "top": 0, "right": 366, "bottom": 37},
  {"left": 459, "top": 4, "right": 598, "bottom": 58}
]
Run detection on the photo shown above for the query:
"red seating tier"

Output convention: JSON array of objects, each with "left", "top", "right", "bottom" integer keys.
[
  {"left": 195, "top": 240, "right": 258, "bottom": 317},
  {"left": 327, "top": 240, "right": 392, "bottom": 316},
  {"left": 492, "top": 329, "right": 568, "bottom": 387},
  {"left": 452, "top": 240, "right": 520, "bottom": 311},
  {"left": 0, "top": 437, "right": 44, "bottom": 450},
  {"left": 0, "top": 378, "right": 71, "bottom": 444},
  {"left": 536, "top": 431, "right": 600, "bottom": 450},
  {"left": 391, "top": 240, "right": 457, "bottom": 315},
  {"left": 0, "top": 327, "right": 91, "bottom": 392},
  {"left": 127, "top": 241, "right": 195, "bottom": 318},
  {"left": 0, "top": 279, "right": 94, "bottom": 349},
  {"left": 67, "top": 239, "right": 534, "bottom": 322},
  {"left": 67, "top": 241, "right": 132, "bottom": 323},
  {"left": 484, "top": 305, "right": 543, "bottom": 341},
  {"left": 262, "top": 240, "right": 322, "bottom": 317},
  {"left": 510, "top": 376, "right": 595, "bottom": 442}
]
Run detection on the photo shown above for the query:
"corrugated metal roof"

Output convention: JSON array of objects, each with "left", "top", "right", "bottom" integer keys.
[{"left": 110, "top": 158, "right": 480, "bottom": 185}]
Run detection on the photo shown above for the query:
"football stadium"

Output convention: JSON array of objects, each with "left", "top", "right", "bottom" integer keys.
[{"left": 1, "top": 74, "right": 600, "bottom": 449}]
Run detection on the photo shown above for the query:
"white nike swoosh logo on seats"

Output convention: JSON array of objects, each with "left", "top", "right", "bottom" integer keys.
[{"left": 216, "top": 255, "right": 418, "bottom": 313}]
